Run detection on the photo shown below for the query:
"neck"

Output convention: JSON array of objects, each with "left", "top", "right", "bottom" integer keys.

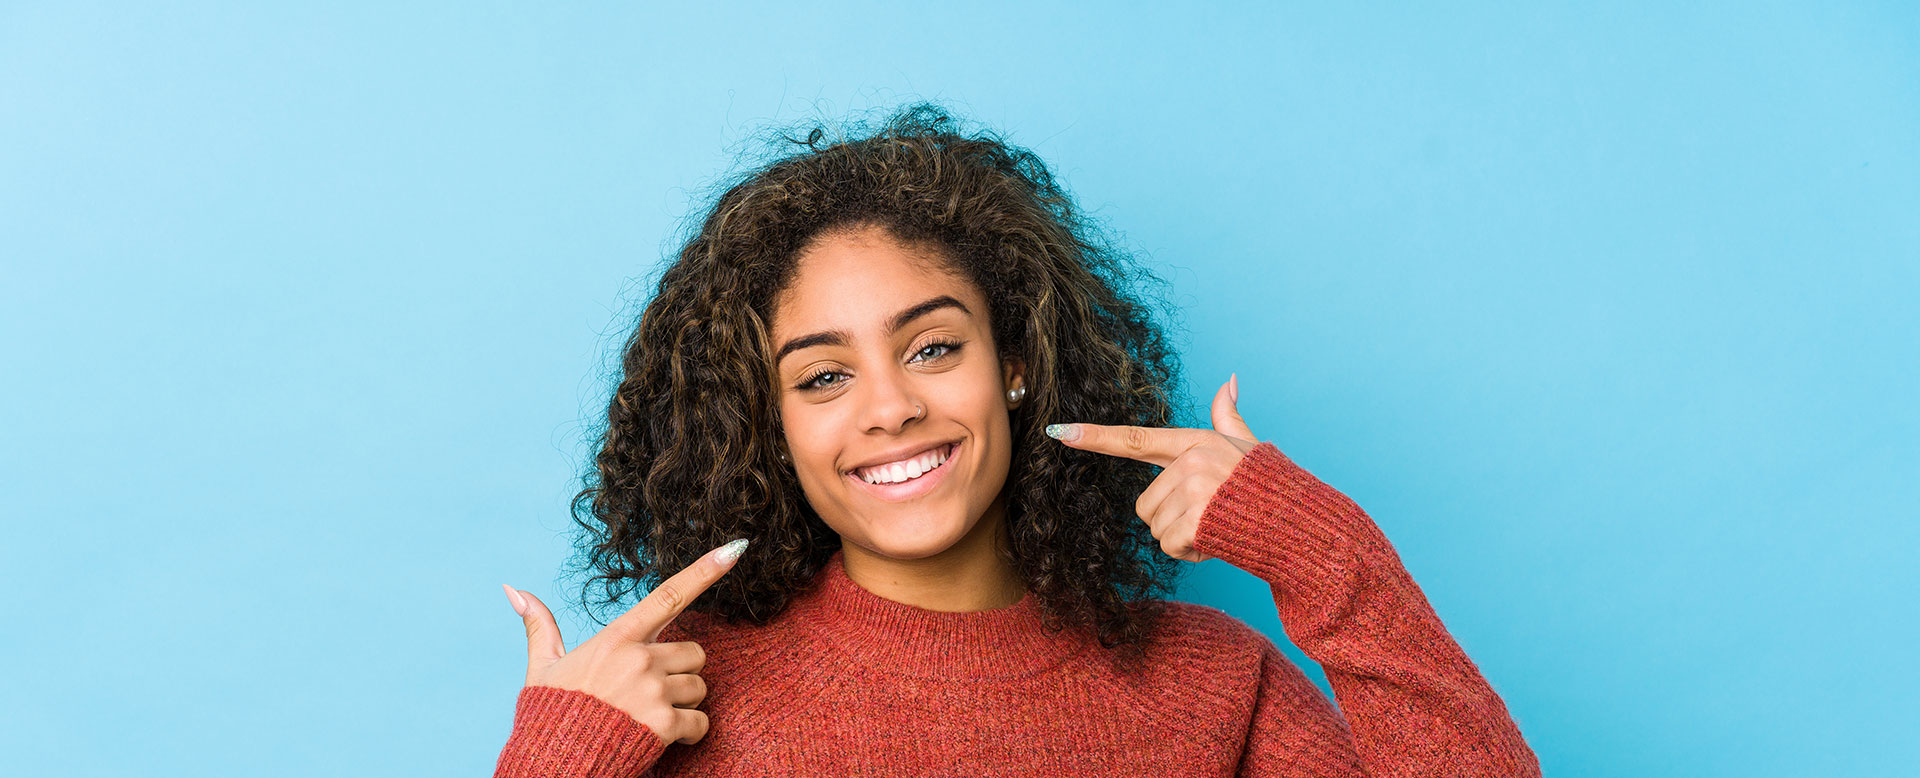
[{"left": 838, "top": 491, "right": 1025, "bottom": 613}]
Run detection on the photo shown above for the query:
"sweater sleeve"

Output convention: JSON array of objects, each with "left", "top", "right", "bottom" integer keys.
[
  {"left": 492, "top": 685, "right": 669, "bottom": 778},
  {"left": 1190, "top": 442, "right": 1541, "bottom": 777}
]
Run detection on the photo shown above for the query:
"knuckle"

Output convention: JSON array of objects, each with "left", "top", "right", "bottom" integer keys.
[
  {"left": 650, "top": 582, "right": 686, "bottom": 615},
  {"left": 633, "top": 673, "right": 667, "bottom": 702},
  {"left": 1123, "top": 426, "right": 1149, "bottom": 453}
]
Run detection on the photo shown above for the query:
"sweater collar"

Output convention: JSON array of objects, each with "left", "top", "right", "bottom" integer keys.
[{"left": 782, "top": 548, "right": 1096, "bottom": 679}]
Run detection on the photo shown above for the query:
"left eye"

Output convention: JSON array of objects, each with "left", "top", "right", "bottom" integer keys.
[{"left": 915, "top": 343, "right": 953, "bottom": 360}]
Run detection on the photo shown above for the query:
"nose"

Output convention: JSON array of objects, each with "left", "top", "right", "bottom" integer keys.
[{"left": 856, "top": 366, "right": 923, "bottom": 435}]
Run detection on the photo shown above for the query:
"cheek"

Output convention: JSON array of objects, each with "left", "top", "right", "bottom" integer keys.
[
  {"left": 937, "top": 385, "right": 1000, "bottom": 425},
  {"left": 779, "top": 400, "right": 833, "bottom": 467},
  {"left": 781, "top": 399, "right": 870, "bottom": 500},
  {"left": 940, "top": 379, "right": 1014, "bottom": 476},
  {"left": 935, "top": 362, "right": 1008, "bottom": 420}
]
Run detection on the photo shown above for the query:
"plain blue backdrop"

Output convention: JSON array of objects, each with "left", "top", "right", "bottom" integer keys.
[{"left": 3, "top": 2, "right": 1915, "bottom": 776}]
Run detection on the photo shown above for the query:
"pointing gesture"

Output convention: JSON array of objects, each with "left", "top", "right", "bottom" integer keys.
[
  {"left": 502, "top": 538, "right": 749, "bottom": 748},
  {"left": 1046, "top": 375, "right": 1259, "bottom": 563}
]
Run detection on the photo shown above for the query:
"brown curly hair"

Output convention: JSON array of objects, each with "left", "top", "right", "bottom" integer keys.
[{"left": 566, "top": 101, "right": 1190, "bottom": 660}]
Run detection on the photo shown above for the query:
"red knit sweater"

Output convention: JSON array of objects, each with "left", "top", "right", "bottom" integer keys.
[{"left": 493, "top": 442, "right": 1540, "bottom": 776}]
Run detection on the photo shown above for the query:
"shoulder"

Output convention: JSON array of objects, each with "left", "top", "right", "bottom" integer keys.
[
  {"left": 1146, "top": 601, "right": 1340, "bottom": 720},
  {"left": 1146, "top": 600, "right": 1323, "bottom": 691},
  {"left": 1082, "top": 598, "right": 1276, "bottom": 690},
  {"left": 1147, "top": 598, "right": 1276, "bottom": 658},
  {"left": 1057, "top": 599, "right": 1281, "bottom": 744}
]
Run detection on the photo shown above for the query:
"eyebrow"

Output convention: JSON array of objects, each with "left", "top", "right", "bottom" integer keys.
[{"left": 775, "top": 295, "right": 973, "bottom": 365}]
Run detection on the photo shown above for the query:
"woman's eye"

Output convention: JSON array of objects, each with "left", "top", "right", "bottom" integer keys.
[
  {"left": 799, "top": 371, "right": 844, "bottom": 390},
  {"left": 913, "top": 341, "right": 960, "bottom": 361}
]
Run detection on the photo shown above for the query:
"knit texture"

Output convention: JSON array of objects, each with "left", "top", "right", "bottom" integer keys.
[{"left": 492, "top": 442, "right": 1540, "bottom": 776}]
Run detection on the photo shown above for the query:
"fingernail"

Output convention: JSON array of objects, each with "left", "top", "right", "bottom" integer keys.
[
  {"left": 1045, "top": 423, "right": 1080, "bottom": 442},
  {"left": 1229, "top": 373, "right": 1239, "bottom": 403},
  {"left": 501, "top": 584, "right": 527, "bottom": 616},
  {"left": 715, "top": 538, "right": 750, "bottom": 566}
]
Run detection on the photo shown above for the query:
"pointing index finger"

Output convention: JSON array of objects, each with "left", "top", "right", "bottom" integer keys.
[
  {"left": 611, "top": 539, "right": 749, "bottom": 644},
  {"left": 1049, "top": 423, "right": 1209, "bottom": 468}
]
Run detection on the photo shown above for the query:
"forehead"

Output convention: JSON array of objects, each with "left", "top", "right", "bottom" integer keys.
[{"left": 771, "top": 226, "right": 985, "bottom": 334}]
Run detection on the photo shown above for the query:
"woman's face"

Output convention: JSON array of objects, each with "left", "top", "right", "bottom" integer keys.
[{"left": 770, "top": 224, "right": 1025, "bottom": 561}]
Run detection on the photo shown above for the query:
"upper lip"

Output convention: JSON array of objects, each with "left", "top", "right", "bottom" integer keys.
[{"left": 844, "top": 439, "right": 959, "bottom": 474}]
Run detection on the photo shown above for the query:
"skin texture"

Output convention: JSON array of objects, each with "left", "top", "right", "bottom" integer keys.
[{"left": 771, "top": 224, "right": 1029, "bottom": 612}]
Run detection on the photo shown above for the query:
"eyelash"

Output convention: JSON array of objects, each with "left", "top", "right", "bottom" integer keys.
[{"left": 796, "top": 338, "right": 964, "bottom": 392}]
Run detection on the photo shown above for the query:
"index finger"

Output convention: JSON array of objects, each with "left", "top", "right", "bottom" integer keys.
[
  {"left": 1049, "top": 423, "right": 1212, "bottom": 468},
  {"left": 612, "top": 539, "right": 749, "bottom": 644}
]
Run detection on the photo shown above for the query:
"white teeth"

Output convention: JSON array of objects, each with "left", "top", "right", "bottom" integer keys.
[{"left": 857, "top": 444, "right": 952, "bottom": 485}]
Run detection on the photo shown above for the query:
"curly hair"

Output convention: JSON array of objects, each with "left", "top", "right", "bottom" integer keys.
[{"left": 566, "top": 101, "right": 1190, "bottom": 661}]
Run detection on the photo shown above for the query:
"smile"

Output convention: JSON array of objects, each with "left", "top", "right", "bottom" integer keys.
[{"left": 846, "top": 441, "right": 960, "bottom": 502}]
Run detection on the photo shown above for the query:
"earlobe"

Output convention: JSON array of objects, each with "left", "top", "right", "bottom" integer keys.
[{"left": 1002, "top": 357, "right": 1027, "bottom": 389}]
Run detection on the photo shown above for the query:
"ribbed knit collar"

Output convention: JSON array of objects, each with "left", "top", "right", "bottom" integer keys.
[{"left": 782, "top": 548, "right": 1096, "bottom": 679}]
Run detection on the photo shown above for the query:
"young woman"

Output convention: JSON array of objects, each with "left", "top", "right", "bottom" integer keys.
[{"left": 493, "top": 103, "right": 1540, "bottom": 776}]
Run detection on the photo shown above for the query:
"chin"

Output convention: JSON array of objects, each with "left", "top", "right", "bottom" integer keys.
[{"left": 858, "top": 511, "right": 973, "bottom": 559}]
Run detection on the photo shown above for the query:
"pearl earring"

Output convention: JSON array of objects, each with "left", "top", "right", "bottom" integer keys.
[{"left": 1006, "top": 385, "right": 1026, "bottom": 405}]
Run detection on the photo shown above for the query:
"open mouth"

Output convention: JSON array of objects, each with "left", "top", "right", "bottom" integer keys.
[{"left": 846, "top": 441, "right": 960, "bottom": 501}]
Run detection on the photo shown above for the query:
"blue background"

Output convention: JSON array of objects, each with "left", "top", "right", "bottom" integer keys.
[{"left": 4, "top": 2, "right": 1915, "bottom": 776}]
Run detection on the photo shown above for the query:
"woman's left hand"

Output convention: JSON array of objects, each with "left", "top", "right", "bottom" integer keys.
[{"left": 1046, "top": 375, "right": 1260, "bottom": 563}]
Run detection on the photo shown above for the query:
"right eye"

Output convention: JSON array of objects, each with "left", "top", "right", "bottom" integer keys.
[{"left": 798, "top": 369, "right": 846, "bottom": 391}]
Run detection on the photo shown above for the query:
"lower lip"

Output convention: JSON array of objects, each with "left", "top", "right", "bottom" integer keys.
[{"left": 847, "top": 442, "right": 959, "bottom": 503}]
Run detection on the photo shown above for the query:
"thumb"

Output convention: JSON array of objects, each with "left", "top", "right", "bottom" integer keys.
[
  {"left": 1210, "top": 374, "right": 1257, "bottom": 442},
  {"left": 504, "top": 585, "right": 566, "bottom": 667}
]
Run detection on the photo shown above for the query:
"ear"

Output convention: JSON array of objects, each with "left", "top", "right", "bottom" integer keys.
[{"left": 1002, "top": 356, "right": 1027, "bottom": 391}]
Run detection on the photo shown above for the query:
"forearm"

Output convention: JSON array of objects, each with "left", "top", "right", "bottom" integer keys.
[{"left": 1196, "top": 442, "right": 1540, "bottom": 777}]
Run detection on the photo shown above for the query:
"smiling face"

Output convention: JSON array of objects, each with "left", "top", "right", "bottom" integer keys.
[{"left": 770, "top": 224, "right": 1025, "bottom": 564}]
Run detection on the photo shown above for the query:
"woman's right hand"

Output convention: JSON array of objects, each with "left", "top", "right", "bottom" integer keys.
[{"left": 502, "top": 539, "right": 749, "bottom": 747}]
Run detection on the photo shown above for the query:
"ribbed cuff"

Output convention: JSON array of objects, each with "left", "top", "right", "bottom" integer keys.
[
  {"left": 493, "top": 685, "right": 667, "bottom": 778},
  {"left": 1192, "top": 442, "right": 1397, "bottom": 618}
]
